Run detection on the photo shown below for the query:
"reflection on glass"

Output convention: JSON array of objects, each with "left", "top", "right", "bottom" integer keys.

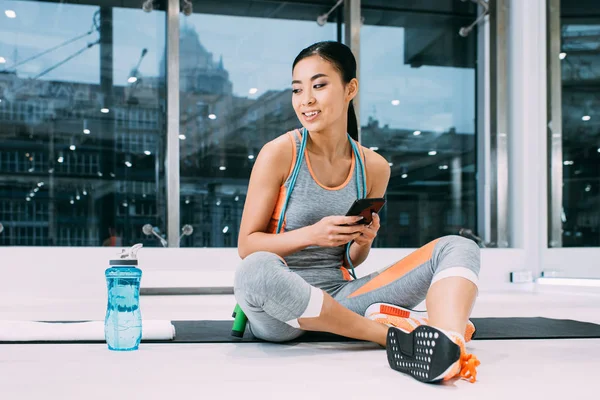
[
  {"left": 559, "top": 16, "right": 600, "bottom": 246},
  {"left": 360, "top": 5, "right": 477, "bottom": 247},
  {"left": 178, "top": 2, "right": 478, "bottom": 249},
  {"left": 178, "top": 6, "right": 337, "bottom": 248},
  {"left": 0, "top": 0, "right": 166, "bottom": 246}
]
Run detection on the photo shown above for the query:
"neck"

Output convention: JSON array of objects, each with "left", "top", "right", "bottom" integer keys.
[{"left": 306, "top": 121, "right": 351, "bottom": 162}]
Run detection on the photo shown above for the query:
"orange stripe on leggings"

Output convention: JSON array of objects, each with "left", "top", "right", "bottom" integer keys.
[{"left": 347, "top": 239, "right": 440, "bottom": 298}]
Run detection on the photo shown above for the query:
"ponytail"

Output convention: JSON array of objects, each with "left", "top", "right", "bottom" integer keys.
[{"left": 347, "top": 100, "right": 359, "bottom": 142}]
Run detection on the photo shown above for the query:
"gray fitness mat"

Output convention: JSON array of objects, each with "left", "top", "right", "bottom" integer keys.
[
  {"left": 3, "top": 317, "right": 600, "bottom": 344},
  {"left": 163, "top": 317, "right": 600, "bottom": 343}
]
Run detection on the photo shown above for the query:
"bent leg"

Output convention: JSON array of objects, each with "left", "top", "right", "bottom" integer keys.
[
  {"left": 234, "top": 251, "right": 323, "bottom": 342},
  {"left": 331, "top": 236, "right": 481, "bottom": 383},
  {"left": 235, "top": 252, "right": 389, "bottom": 346},
  {"left": 334, "top": 236, "right": 480, "bottom": 337}
]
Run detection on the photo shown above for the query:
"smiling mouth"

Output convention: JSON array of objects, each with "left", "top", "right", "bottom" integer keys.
[{"left": 303, "top": 111, "right": 320, "bottom": 117}]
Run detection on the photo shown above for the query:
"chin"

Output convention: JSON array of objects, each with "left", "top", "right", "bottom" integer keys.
[{"left": 301, "top": 120, "right": 325, "bottom": 133}]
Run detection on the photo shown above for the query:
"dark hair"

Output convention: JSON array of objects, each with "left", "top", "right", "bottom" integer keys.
[{"left": 292, "top": 41, "right": 359, "bottom": 141}]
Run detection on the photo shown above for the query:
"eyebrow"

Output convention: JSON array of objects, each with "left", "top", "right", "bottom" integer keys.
[{"left": 291, "top": 73, "right": 329, "bottom": 85}]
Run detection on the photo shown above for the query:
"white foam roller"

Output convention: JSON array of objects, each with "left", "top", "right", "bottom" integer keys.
[{"left": 0, "top": 320, "right": 176, "bottom": 341}]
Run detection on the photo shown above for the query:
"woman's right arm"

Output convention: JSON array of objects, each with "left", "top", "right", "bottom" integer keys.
[
  {"left": 237, "top": 135, "right": 313, "bottom": 259},
  {"left": 237, "top": 134, "right": 366, "bottom": 260}
]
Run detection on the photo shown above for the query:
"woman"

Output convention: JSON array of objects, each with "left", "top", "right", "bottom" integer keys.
[{"left": 234, "top": 41, "right": 480, "bottom": 384}]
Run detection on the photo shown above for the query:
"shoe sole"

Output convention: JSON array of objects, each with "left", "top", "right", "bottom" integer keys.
[
  {"left": 368, "top": 303, "right": 476, "bottom": 342},
  {"left": 386, "top": 325, "right": 461, "bottom": 383}
]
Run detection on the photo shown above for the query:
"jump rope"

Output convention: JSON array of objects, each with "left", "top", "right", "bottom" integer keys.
[
  {"left": 231, "top": 128, "right": 368, "bottom": 336},
  {"left": 275, "top": 127, "right": 367, "bottom": 280}
]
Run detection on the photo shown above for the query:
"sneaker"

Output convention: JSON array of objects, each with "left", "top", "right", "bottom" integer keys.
[
  {"left": 365, "top": 302, "right": 476, "bottom": 342},
  {"left": 386, "top": 325, "right": 480, "bottom": 383}
]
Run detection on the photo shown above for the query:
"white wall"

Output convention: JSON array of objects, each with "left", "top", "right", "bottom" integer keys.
[{"left": 0, "top": 246, "right": 527, "bottom": 306}]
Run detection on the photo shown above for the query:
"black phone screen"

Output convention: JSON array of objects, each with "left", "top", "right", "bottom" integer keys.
[{"left": 345, "top": 198, "right": 386, "bottom": 225}]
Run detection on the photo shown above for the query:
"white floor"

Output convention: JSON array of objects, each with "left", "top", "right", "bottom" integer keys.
[{"left": 2, "top": 286, "right": 600, "bottom": 400}]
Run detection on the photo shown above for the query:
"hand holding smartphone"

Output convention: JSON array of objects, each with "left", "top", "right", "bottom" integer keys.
[
  {"left": 307, "top": 198, "right": 386, "bottom": 248},
  {"left": 345, "top": 198, "right": 386, "bottom": 225}
]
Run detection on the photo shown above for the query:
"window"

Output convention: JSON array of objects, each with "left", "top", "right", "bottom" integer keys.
[
  {"left": 360, "top": 1, "right": 478, "bottom": 247},
  {"left": 178, "top": 1, "right": 339, "bottom": 248},
  {"left": 0, "top": 0, "right": 484, "bottom": 250},
  {"left": 552, "top": 1, "right": 600, "bottom": 247},
  {"left": 0, "top": 0, "right": 166, "bottom": 246}
]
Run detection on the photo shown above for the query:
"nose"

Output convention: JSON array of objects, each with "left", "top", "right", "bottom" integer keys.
[{"left": 301, "top": 90, "right": 315, "bottom": 107}]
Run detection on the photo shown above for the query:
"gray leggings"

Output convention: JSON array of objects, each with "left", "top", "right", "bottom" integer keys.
[{"left": 233, "top": 235, "right": 480, "bottom": 342}]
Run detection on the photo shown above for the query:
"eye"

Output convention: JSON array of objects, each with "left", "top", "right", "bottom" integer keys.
[
  {"left": 314, "top": 83, "right": 327, "bottom": 89},
  {"left": 292, "top": 89, "right": 301, "bottom": 94}
]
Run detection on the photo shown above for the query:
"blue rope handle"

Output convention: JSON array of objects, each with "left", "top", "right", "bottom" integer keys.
[
  {"left": 276, "top": 129, "right": 367, "bottom": 280},
  {"left": 276, "top": 128, "right": 309, "bottom": 234},
  {"left": 345, "top": 136, "right": 367, "bottom": 279}
]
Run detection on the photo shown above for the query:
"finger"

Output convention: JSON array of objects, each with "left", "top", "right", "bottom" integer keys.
[
  {"left": 334, "top": 224, "right": 367, "bottom": 235},
  {"left": 353, "top": 236, "right": 369, "bottom": 245},
  {"left": 362, "top": 229, "right": 376, "bottom": 238},
  {"left": 332, "top": 232, "right": 363, "bottom": 245},
  {"left": 358, "top": 233, "right": 375, "bottom": 243},
  {"left": 333, "top": 215, "right": 365, "bottom": 226},
  {"left": 372, "top": 212, "right": 380, "bottom": 226},
  {"left": 333, "top": 232, "right": 365, "bottom": 242}
]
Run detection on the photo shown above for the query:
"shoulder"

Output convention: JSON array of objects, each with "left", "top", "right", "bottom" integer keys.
[
  {"left": 255, "top": 130, "right": 298, "bottom": 184},
  {"left": 260, "top": 130, "right": 296, "bottom": 161},
  {"left": 362, "top": 146, "right": 390, "bottom": 179},
  {"left": 361, "top": 146, "right": 391, "bottom": 195}
]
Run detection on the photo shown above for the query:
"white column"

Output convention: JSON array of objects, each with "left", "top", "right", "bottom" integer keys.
[{"left": 507, "top": 0, "right": 547, "bottom": 275}]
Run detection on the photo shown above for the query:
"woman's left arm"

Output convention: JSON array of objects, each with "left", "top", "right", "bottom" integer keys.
[{"left": 346, "top": 149, "right": 391, "bottom": 267}]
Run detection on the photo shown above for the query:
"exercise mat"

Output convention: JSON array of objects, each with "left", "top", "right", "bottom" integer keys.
[
  {"left": 164, "top": 317, "right": 600, "bottom": 343},
  {"left": 2, "top": 317, "right": 600, "bottom": 344}
]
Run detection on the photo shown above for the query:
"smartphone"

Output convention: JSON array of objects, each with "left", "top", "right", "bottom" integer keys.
[{"left": 345, "top": 198, "right": 386, "bottom": 225}]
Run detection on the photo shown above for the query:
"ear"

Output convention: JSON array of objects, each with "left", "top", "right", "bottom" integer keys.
[{"left": 346, "top": 78, "right": 359, "bottom": 102}]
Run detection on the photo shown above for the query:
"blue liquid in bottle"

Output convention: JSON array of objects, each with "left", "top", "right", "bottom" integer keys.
[{"left": 105, "top": 245, "right": 143, "bottom": 351}]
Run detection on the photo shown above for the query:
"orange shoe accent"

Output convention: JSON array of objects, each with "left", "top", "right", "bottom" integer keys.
[
  {"left": 459, "top": 353, "right": 481, "bottom": 383},
  {"left": 366, "top": 303, "right": 476, "bottom": 342},
  {"left": 464, "top": 321, "right": 476, "bottom": 342},
  {"left": 373, "top": 316, "right": 423, "bottom": 333},
  {"left": 441, "top": 332, "right": 480, "bottom": 383},
  {"left": 380, "top": 304, "right": 410, "bottom": 318},
  {"left": 348, "top": 239, "right": 440, "bottom": 298}
]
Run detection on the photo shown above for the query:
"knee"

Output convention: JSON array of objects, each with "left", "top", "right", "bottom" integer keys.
[
  {"left": 435, "top": 235, "right": 481, "bottom": 274},
  {"left": 234, "top": 251, "right": 285, "bottom": 293},
  {"left": 440, "top": 235, "right": 480, "bottom": 254}
]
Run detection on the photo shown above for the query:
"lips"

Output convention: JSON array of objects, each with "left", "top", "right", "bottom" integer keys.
[{"left": 302, "top": 110, "right": 321, "bottom": 122}]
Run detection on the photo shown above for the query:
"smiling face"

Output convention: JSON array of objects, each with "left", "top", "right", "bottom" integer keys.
[{"left": 291, "top": 55, "right": 357, "bottom": 133}]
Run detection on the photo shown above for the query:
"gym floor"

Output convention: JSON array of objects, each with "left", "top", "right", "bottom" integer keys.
[{"left": 2, "top": 286, "right": 598, "bottom": 399}]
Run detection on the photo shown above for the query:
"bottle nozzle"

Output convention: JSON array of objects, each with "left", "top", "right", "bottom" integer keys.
[{"left": 117, "top": 243, "right": 143, "bottom": 260}]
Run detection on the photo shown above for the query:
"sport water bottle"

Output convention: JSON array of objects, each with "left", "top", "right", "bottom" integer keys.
[{"left": 105, "top": 243, "right": 143, "bottom": 351}]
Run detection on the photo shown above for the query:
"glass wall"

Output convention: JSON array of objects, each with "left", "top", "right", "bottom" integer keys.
[
  {"left": 553, "top": 1, "right": 600, "bottom": 247},
  {"left": 360, "top": 1, "right": 478, "bottom": 247},
  {"left": 0, "top": 0, "right": 481, "bottom": 248},
  {"left": 178, "top": 1, "right": 340, "bottom": 248},
  {"left": 0, "top": 0, "right": 167, "bottom": 246}
]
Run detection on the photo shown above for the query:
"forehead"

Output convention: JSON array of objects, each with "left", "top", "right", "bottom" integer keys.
[{"left": 292, "top": 55, "right": 339, "bottom": 80}]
